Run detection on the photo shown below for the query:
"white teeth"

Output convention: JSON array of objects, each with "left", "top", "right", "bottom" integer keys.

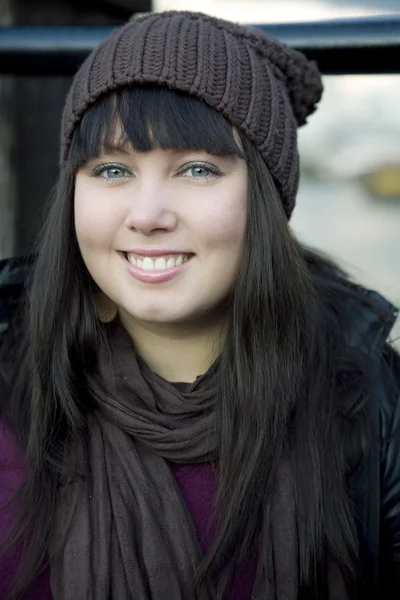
[
  {"left": 166, "top": 257, "right": 175, "bottom": 269},
  {"left": 154, "top": 257, "right": 167, "bottom": 270},
  {"left": 126, "top": 253, "right": 191, "bottom": 271},
  {"left": 142, "top": 257, "right": 155, "bottom": 271}
]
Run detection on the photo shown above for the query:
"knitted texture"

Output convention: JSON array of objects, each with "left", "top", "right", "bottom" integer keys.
[{"left": 60, "top": 10, "right": 323, "bottom": 217}]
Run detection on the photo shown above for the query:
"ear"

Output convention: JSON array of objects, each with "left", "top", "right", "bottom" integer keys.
[{"left": 95, "top": 292, "right": 118, "bottom": 323}]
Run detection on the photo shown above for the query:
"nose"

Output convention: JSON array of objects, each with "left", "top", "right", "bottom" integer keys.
[{"left": 123, "top": 180, "right": 177, "bottom": 234}]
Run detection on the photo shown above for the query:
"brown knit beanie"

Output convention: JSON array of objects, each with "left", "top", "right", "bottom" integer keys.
[{"left": 61, "top": 10, "right": 323, "bottom": 218}]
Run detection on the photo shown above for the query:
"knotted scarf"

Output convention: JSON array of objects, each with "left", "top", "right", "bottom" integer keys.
[{"left": 48, "top": 319, "right": 348, "bottom": 599}]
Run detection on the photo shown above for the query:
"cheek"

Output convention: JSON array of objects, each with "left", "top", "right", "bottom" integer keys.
[
  {"left": 191, "top": 184, "right": 247, "bottom": 251},
  {"left": 74, "top": 183, "right": 119, "bottom": 251}
]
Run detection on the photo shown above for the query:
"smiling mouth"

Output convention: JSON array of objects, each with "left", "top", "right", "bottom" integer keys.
[{"left": 123, "top": 252, "right": 194, "bottom": 272}]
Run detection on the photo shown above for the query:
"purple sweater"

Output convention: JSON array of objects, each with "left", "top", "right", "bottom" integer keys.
[{"left": 0, "top": 421, "right": 257, "bottom": 599}]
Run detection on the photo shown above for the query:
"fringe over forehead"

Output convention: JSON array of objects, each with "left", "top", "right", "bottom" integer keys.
[{"left": 68, "top": 85, "right": 246, "bottom": 169}]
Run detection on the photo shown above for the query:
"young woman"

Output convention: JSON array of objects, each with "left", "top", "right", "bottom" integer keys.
[{"left": 0, "top": 10, "right": 399, "bottom": 600}]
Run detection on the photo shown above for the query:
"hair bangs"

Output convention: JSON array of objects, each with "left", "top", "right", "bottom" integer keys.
[{"left": 68, "top": 85, "right": 245, "bottom": 169}]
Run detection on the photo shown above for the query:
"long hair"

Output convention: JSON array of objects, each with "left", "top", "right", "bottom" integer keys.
[{"left": 0, "top": 85, "right": 375, "bottom": 599}]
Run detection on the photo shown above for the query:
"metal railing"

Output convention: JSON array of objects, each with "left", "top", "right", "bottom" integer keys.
[{"left": 0, "top": 13, "right": 399, "bottom": 76}]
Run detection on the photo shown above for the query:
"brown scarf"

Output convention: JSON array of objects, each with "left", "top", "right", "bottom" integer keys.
[{"left": 48, "top": 319, "right": 348, "bottom": 600}]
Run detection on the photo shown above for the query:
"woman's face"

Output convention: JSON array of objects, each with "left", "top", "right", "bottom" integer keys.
[{"left": 74, "top": 141, "right": 248, "bottom": 328}]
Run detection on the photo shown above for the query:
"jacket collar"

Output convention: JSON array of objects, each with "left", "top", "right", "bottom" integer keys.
[{"left": 341, "top": 280, "right": 399, "bottom": 356}]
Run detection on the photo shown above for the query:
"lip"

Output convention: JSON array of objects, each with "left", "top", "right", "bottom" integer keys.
[
  {"left": 124, "top": 248, "right": 191, "bottom": 258},
  {"left": 118, "top": 251, "right": 193, "bottom": 283}
]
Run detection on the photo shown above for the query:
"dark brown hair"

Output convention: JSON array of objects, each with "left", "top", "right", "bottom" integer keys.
[{"left": 0, "top": 85, "right": 375, "bottom": 599}]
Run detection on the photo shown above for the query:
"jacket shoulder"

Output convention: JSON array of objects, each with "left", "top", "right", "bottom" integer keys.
[
  {"left": 0, "top": 255, "right": 32, "bottom": 336},
  {"left": 349, "top": 283, "right": 400, "bottom": 596},
  {"left": 336, "top": 279, "right": 398, "bottom": 354},
  {"left": 379, "top": 340, "right": 400, "bottom": 594},
  {"left": 326, "top": 277, "right": 399, "bottom": 592}
]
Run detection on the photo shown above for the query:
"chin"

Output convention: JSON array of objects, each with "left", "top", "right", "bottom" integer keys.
[{"left": 123, "top": 305, "right": 194, "bottom": 325}]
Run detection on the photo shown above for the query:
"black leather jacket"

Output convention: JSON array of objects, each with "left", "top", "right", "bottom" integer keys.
[{"left": 1, "top": 255, "right": 399, "bottom": 598}]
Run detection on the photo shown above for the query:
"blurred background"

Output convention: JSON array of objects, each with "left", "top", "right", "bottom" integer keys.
[{"left": 0, "top": 0, "right": 399, "bottom": 346}]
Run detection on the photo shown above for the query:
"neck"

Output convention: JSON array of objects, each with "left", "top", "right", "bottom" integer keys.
[{"left": 118, "top": 311, "right": 227, "bottom": 383}]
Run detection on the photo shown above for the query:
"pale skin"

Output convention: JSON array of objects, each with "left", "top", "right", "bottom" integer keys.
[{"left": 74, "top": 139, "right": 248, "bottom": 383}]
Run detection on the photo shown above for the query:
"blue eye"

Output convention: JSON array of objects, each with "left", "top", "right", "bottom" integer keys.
[
  {"left": 188, "top": 166, "right": 211, "bottom": 178},
  {"left": 179, "top": 162, "right": 221, "bottom": 180},
  {"left": 92, "top": 163, "right": 132, "bottom": 180},
  {"left": 103, "top": 167, "right": 125, "bottom": 179}
]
